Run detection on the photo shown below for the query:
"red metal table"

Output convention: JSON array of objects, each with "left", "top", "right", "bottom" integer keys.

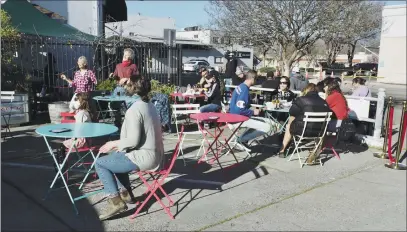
[
  {"left": 170, "top": 93, "right": 206, "bottom": 104},
  {"left": 190, "top": 112, "right": 249, "bottom": 168}
]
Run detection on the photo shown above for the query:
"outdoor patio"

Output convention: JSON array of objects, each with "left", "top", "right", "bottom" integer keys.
[{"left": 2, "top": 124, "right": 406, "bottom": 231}]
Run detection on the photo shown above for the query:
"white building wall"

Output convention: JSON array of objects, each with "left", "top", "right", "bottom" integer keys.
[
  {"left": 30, "top": 0, "right": 103, "bottom": 36},
  {"left": 105, "top": 15, "right": 176, "bottom": 38},
  {"left": 378, "top": 4, "right": 407, "bottom": 84}
]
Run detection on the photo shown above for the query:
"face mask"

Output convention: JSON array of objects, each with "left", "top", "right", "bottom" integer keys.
[{"left": 73, "top": 101, "right": 81, "bottom": 110}]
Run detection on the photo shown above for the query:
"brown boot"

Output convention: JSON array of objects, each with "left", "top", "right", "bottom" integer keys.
[
  {"left": 99, "top": 195, "right": 128, "bottom": 221},
  {"left": 120, "top": 190, "right": 135, "bottom": 204}
]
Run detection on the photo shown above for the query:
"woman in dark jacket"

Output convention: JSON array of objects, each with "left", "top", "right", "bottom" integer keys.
[
  {"left": 278, "top": 83, "right": 331, "bottom": 158},
  {"left": 200, "top": 70, "right": 222, "bottom": 112},
  {"left": 270, "top": 76, "right": 296, "bottom": 102}
]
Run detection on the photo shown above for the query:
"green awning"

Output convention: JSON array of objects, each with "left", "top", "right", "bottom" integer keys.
[{"left": 1, "top": 0, "right": 96, "bottom": 40}]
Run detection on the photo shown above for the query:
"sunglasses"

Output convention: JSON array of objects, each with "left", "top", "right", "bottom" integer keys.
[{"left": 280, "top": 82, "right": 288, "bottom": 84}]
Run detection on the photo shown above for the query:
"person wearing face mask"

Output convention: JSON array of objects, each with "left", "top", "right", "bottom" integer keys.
[
  {"left": 60, "top": 56, "right": 97, "bottom": 113},
  {"left": 109, "top": 48, "right": 139, "bottom": 87},
  {"left": 229, "top": 70, "right": 278, "bottom": 150},
  {"left": 108, "top": 49, "right": 139, "bottom": 127}
]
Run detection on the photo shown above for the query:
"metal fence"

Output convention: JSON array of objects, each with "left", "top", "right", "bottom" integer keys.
[{"left": 1, "top": 35, "right": 183, "bottom": 101}]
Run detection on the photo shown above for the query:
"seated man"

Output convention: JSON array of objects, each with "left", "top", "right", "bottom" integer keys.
[{"left": 229, "top": 70, "right": 278, "bottom": 149}]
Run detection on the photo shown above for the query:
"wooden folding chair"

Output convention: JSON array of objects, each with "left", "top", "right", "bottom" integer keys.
[
  {"left": 287, "top": 112, "right": 332, "bottom": 168},
  {"left": 129, "top": 126, "right": 184, "bottom": 220}
]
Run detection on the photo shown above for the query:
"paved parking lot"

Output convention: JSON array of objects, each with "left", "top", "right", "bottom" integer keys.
[{"left": 1, "top": 124, "right": 406, "bottom": 231}]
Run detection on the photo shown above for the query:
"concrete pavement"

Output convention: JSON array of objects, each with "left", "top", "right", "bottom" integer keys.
[{"left": 1, "top": 124, "right": 406, "bottom": 231}]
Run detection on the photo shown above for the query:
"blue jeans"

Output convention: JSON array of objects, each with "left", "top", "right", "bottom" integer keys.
[
  {"left": 95, "top": 151, "right": 139, "bottom": 196},
  {"left": 200, "top": 104, "right": 221, "bottom": 113}
]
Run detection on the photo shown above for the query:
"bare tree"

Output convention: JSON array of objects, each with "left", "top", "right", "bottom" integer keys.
[
  {"left": 206, "top": 0, "right": 350, "bottom": 76},
  {"left": 344, "top": 1, "right": 383, "bottom": 67}
]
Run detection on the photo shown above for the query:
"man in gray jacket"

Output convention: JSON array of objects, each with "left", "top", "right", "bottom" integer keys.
[{"left": 290, "top": 66, "right": 309, "bottom": 91}]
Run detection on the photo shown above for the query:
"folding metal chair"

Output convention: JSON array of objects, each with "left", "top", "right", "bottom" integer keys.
[
  {"left": 171, "top": 104, "right": 207, "bottom": 164},
  {"left": 60, "top": 119, "right": 99, "bottom": 187},
  {"left": 129, "top": 126, "right": 184, "bottom": 220},
  {"left": 288, "top": 112, "right": 332, "bottom": 168}
]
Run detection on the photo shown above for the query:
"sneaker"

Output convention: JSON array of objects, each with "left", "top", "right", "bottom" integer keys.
[{"left": 240, "top": 142, "right": 252, "bottom": 152}]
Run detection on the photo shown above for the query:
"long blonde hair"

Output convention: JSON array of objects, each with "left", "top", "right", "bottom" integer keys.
[{"left": 301, "top": 83, "right": 318, "bottom": 96}]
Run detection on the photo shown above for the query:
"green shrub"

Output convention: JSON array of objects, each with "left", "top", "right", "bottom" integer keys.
[
  {"left": 96, "top": 78, "right": 116, "bottom": 92},
  {"left": 259, "top": 67, "right": 276, "bottom": 73},
  {"left": 149, "top": 79, "right": 175, "bottom": 97}
]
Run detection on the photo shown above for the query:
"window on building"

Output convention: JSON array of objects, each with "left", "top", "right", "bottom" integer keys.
[
  {"left": 129, "top": 32, "right": 134, "bottom": 36},
  {"left": 194, "top": 34, "right": 198, "bottom": 38},
  {"left": 224, "top": 37, "right": 231, "bottom": 44},
  {"left": 158, "top": 48, "right": 168, "bottom": 58},
  {"left": 212, "top": 37, "right": 219, "bottom": 44},
  {"left": 215, "top": 57, "right": 223, "bottom": 64},
  {"left": 220, "top": 37, "right": 224, "bottom": 44}
]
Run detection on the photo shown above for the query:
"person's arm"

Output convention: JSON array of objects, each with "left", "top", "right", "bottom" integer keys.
[
  {"left": 118, "top": 109, "right": 142, "bottom": 151},
  {"left": 111, "top": 65, "right": 119, "bottom": 78},
  {"left": 289, "top": 98, "right": 302, "bottom": 117},
  {"left": 89, "top": 70, "right": 97, "bottom": 85},
  {"left": 236, "top": 88, "right": 254, "bottom": 117},
  {"left": 204, "top": 83, "right": 218, "bottom": 98},
  {"left": 288, "top": 91, "right": 296, "bottom": 102},
  {"left": 60, "top": 73, "right": 74, "bottom": 86}
]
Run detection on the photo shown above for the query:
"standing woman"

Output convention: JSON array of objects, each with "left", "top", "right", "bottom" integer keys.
[
  {"left": 110, "top": 48, "right": 139, "bottom": 89},
  {"left": 60, "top": 56, "right": 97, "bottom": 113}
]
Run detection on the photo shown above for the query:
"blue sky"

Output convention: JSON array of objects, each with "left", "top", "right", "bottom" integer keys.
[
  {"left": 126, "top": 0, "right": 406, "bottom": 29},
  {"left": 126, "top": 1, "right": 210, "bottom": 29}
]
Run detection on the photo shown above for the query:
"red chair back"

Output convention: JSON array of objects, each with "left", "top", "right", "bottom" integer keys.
[
  {"left": 162, "top": 125, "right": 184, "bottom": 174},
  {"left": 61, "top": 119, "right": 76, "bottom": 123}
]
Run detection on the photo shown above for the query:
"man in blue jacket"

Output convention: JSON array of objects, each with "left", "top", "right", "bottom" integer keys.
[{"left": 230, "top": 70, "right": 277, "bottom": 149}]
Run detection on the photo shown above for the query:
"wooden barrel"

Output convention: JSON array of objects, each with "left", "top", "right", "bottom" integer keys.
[{"left": 48, "top": 101, "right": 70, "bottom": 124}]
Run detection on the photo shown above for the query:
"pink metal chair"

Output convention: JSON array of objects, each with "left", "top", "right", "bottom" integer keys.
[
  {"left": 129, "top": 126, "right": 184, "bottom": 220},
  {"left": 60, "top": 119, "right": 99, "bottom": 181}
]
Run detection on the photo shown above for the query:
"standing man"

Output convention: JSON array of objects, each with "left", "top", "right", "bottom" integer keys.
[{"left": 290, "top": 66, "right": 309, "bottom": 91}]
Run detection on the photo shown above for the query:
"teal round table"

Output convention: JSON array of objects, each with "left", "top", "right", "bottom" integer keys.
[
  {"left": 36, "top": 122, "right": 118, "bottom": 138},
  {"left": 36, "top": 122, "right": 118, "bottom": 215}
]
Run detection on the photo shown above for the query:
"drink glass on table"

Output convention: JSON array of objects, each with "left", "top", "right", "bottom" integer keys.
[{"left": 101, "top": 92, "right": 105, "bottom": 97}]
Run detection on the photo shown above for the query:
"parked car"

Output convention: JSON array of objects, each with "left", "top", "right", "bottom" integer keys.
[
  {"left": 182, "top": 60, "right": 210, "bottom": 72},
  {"left": 346, "top": 63, "right": 378, "bottom": 76}
]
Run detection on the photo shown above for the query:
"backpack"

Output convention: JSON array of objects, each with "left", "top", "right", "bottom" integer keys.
[{"left": 150, "top": 93, "right": 171, "bottom": 131}]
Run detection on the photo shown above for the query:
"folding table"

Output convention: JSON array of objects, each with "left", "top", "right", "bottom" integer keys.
[
  {"left": 170, "top": 93, "right": 205, "bottom": 104},
  {"left": 93, "top": 95, "right": 136, "bottom": 123},
  {"left": 264, "top": 107, "right": 291, "bottom": 134},
  {"left": 35, "top": 123, "right": 118, "bottom": 214},
  {"left": 190, "top": 112, "right": 248, "bottom": 168}
]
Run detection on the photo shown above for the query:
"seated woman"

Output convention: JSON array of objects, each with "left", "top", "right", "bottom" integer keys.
[
  {"left": 278, "top": 84, "right": 331, "bottom": 158},
  {"left": 352, "top": 77, "right": 371, "bottom": 97},
  {"left": 270, "top": 76, "right": 296, "bottom": 102},
  {"left": 95, "top": 76, "right": 164, "bottom": 221},
  {"left": 200, "top": 70, "right": 222, "bottom": 113},
  {"left": 323, "top": 78, "right": 349, "bottom": 131},
  {"left": 269, "top": 76, "right": 296, "bottom": 122}
]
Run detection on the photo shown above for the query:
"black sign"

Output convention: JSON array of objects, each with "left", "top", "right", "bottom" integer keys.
[{"left": 235, "top": 52, "right": 251, "bottom": 59}]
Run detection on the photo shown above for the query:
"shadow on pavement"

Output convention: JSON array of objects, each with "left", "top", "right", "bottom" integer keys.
[{"left": 1, "top": 167, "right": 104, "bottom": 231}]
